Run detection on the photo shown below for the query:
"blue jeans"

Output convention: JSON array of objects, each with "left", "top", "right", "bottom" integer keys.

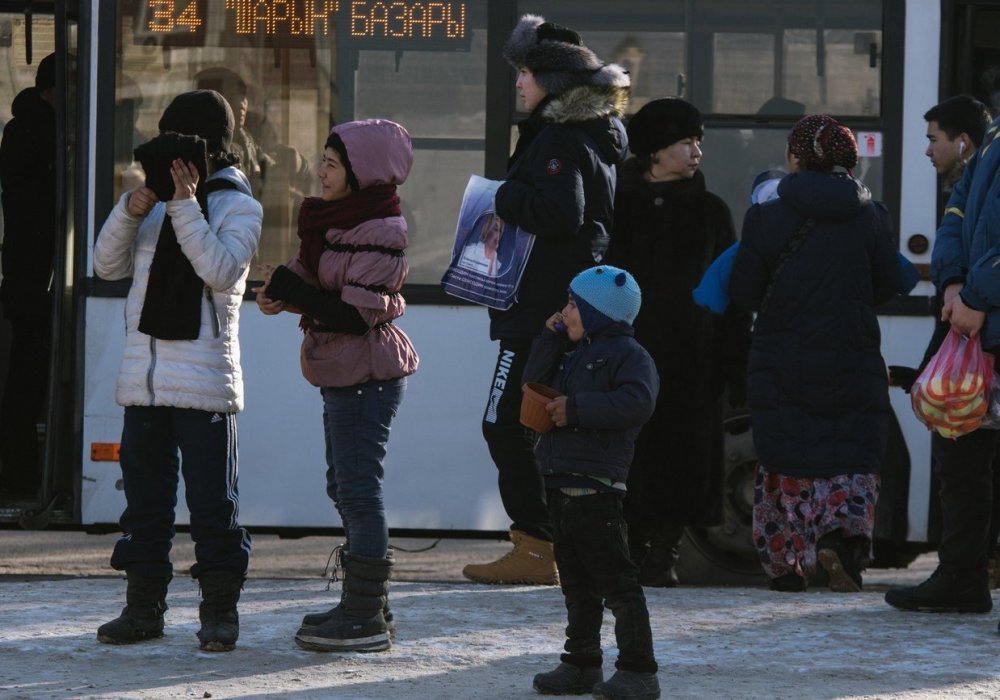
[{"left": 322, "top": 377, "right": 405, "bottom": 559}]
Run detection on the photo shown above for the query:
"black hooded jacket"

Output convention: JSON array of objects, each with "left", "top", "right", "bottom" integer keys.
[
  {"left": 729, "top": 171, "right": 901, "bottom": 478},
  {"left": 490, "top": 85, "right": 629, "bottom": 339},
  {"left": 0, "top": 87, "right": 56, "bottom": 319}
]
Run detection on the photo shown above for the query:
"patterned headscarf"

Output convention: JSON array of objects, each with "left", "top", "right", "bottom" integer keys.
[{"left": 787, "top": 114, "right": 858, "bottom": 172}]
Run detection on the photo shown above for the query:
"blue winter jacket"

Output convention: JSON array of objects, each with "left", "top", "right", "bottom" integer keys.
[
  {"left": 931, "top": 117, "right": 1000, "bottom": 349},
  {"left": 522, "top": 325, "right": 659, "bottom": 485}
]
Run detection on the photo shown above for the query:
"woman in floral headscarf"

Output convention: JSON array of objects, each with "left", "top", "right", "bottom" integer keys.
[{"left": 729, "top": 114, "right": 902, "bottom": 593}]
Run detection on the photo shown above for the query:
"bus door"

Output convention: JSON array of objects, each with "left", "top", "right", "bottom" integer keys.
[
  {"left": 944, "top": 2, "right": 1000, "bottom": 116},
  {"left": 0, "top": 1, "right": 80, "bottom": 526}
]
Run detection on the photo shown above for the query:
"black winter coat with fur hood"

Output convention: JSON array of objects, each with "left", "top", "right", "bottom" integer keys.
[{"left": 491, "top": 84, "right": 629, "bottom": 340}]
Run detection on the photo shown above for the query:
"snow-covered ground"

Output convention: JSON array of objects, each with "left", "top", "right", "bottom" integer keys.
[{"left": 2, "top": 572, "right": 1000, "bottom": 699}]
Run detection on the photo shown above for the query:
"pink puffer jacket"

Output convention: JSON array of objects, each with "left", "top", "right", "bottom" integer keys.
[{"left": 287, "top": 119, "right": 418, "bottom": 388}]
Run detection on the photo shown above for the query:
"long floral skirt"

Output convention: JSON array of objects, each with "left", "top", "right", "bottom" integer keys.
[{"left": 752, "top": 464, "right": 880, "bottom": 579}]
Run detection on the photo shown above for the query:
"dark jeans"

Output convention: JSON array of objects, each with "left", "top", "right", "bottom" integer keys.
[
  {"left": 549, "top": 490, "right": 657, "bottom": 674},
  {"left": 0, "top": 315, "right": 49, "bottom": 496},
  {"left": 482, "top": 338, "right": 551, "bottom": 541},
  {"left": 111, "top": 406, "right": 251, "bottom": 579},
  {"left": 933, "top": 428, "right": 1000, "bottom": 573},
  {"left": 321, "top": 377, "right": 405, "bottom": 559}
]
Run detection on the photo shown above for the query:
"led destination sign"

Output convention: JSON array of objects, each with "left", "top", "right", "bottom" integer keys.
[{"left": 134, "top": 0, "right": 470, "bottom": 50}]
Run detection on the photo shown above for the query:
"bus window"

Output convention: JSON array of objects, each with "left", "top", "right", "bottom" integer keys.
[
  {"left": 113, "top": 1, "right": 486, "bottom": 281},
  {"left": 351, "top": 15, "right": 489, "bottom": 284}
]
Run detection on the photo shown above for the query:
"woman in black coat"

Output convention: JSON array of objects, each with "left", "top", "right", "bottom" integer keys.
[
  {"left": 605, "top": 98, "right": 751, "bottom": 587},
  {"left": 729, "top": 114, "right": 901, "bottom": 592}
]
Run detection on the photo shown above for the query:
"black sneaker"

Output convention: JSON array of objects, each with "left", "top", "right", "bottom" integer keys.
[
  {"left": 532, "top": 662, "right": 602, "bottom": 695},
  {"left": 769, "top": 573, "right": 807, "bottom": 592},
  {"left": 885, "top": 567, "right": 992, "bottom": 613},
  {"left": 592, "top": 670, "right": 660, "bottom": 700}
]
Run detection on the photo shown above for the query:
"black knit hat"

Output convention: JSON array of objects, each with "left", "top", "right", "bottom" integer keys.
[
  {"left": 158, "top": 89, "right": 235, "bottom": 155},
  {"left": 502, "top": 14, "right": 630, "bottom": 96},
  {"left": 626, "top": 98, "right": 704, "bottom": 155}
]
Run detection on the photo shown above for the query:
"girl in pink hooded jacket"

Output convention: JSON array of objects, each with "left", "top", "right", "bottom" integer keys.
[{"left": 254, "top": 119, "right": 417, "bottom": 653}]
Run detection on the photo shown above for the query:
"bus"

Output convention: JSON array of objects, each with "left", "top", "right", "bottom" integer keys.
[{"left": 0, "top": 0, "right": 987, "bottom": 583}]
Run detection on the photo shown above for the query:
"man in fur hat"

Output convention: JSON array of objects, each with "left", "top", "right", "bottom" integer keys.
[{"left": 462, "top": 14, "right": 632, "bottom": 589}]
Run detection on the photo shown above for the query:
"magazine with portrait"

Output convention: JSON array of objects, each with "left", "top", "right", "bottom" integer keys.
[{"left": 441, "top": 175, "right": 535, "bottom": 310}]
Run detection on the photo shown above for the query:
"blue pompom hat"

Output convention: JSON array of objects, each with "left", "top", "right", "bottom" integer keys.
[{"left": 569, "top": 265, "right": 642, "bottom": 333}]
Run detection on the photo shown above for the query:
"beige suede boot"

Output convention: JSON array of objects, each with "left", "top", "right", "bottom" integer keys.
[{"left": 462, "top": 530, "right": 559, "bottom": 585}]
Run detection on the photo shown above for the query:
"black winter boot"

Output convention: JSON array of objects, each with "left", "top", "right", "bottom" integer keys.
[
  {"left": 533, "top": 662, "right": 603, "bottom": 695},
  {"left": 196, "top": 570, "right": 244, "bottom": 651},
  {"left": 637, "top": 525, "right": 683, "bottom": 588},
  {"left": 295, "top": 552, "right": 392, "bottom": 652},
  {"left": 301, "top": 548, "right": 396, "bottom": 638},
  {"left": 97, "top": 573, "right": 171, "bottom": 645},
  {"left": 884, "top": 566, "right": 992, "bottom": 613},
  {"left": 592, "top": 670, "right": 661, "bottom": 700}
]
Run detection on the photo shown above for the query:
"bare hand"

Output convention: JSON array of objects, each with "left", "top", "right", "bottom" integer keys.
[
  {"left": 546, "top": 396, "right": 569, "bottom": 427},
  {"left": 544, "top": 312, "right": 565, "bottom": 332},
  {"left": 126, "top": 186, "right": 158, "bottom": 217},
  {"left": 170, "top": 159, "right": 199, "bottom": 200},
  {"left": 942, "top": 282, "right": 964, "bottom": 311},
  {"left": 944, "top": 294, "right": 986, "bottom": 337},
  {"left": 252, "top": 264, "right": 284, "bottom": 315}
]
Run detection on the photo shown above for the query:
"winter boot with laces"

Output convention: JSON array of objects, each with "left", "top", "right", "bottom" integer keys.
[
  {"left": 462, "top": 530, "right": 559, "bottom": 585},
  {"left": 97, "top": 573, "right": 171, "bottom": 645},
  {"left": 300, "top": 547, "right": 397, "bottom": 639},
  {"left": 592, "top": 669, "right": 661, "bottom": 700},
  {"left": 884, "top": 565, "right": 992, "bottom": 613},
  {"left": 295, "top": 552, "right": 392, "bottom": 652},
  {"left": 532, "top": 662, "right": 603, "bottom": 695},
  {"left": 196, "top": 569, "right": 244, "bottom": 652}
]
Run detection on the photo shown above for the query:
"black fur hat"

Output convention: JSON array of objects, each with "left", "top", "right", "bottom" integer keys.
[
  {"left": 502, "top": 14, "right": 630, "bottom": 96},
  {"left": 626, "top": 98, "right": 703, "bottom": 155}
]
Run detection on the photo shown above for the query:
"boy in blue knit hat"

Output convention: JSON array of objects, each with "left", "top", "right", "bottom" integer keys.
[{"left": 522, "top": 265, "right": 661, "bottom": 700}]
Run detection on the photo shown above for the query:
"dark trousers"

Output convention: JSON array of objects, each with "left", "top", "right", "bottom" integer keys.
[
  {"left": 549, "top": 490, "right": 657, "bottom": 674},
  {"left": 933, "top": 428, "right": 1000, "bottom": 573},
  {"left": 0, "top": 315, "right": 49, "bottom": 495},
  {"left": 110, "top": 405, "right": 251, "bottom": 579},
  {"left": 482, "top": 338, "right": 551, "bottom": 541}
]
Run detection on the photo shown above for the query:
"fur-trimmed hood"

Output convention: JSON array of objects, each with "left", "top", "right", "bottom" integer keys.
[{"left": 541, "top": 83, "right": 630, "bottom": 124}]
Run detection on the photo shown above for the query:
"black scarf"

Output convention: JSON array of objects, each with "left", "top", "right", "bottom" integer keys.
[{"left": 133, "top": 133, "right": 211, "bottom": 341}]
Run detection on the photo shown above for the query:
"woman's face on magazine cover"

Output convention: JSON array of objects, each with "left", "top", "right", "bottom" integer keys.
[
  {"left": 561, "top": 296, "right": 585, "bottom": 342},
  {"left": 516, "top": 67, "right": 547, "bottom": 112},
  {"left": 317, "top": 147, "right": 352, "bottom": 202}
]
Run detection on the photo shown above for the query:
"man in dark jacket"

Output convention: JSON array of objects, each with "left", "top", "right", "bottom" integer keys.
[
  {"left": 461, "top": 14, "right": 630, "bottom": 586},
  {"left": 886, "top": 110, "right": 1000, "bottom": 619},
  {"left": 0, "top": 53, "right": 57, "bottom": 501}
]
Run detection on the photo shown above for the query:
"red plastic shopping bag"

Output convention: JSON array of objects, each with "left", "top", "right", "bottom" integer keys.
[{"left": 911, "top": 329, "right": 995, "bottom": 438}]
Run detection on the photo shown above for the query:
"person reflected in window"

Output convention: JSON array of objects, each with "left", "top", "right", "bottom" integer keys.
[
  {"left": 605, "top": 98, "right": 750, "bottom": 587},
  {"left": 0, "top": 53, "right": 57, "bottom": 503}
]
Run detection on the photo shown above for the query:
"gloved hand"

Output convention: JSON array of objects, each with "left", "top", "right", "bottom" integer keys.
[{"left": 888, "top": 365, "right": 919, "bottom": 394}]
